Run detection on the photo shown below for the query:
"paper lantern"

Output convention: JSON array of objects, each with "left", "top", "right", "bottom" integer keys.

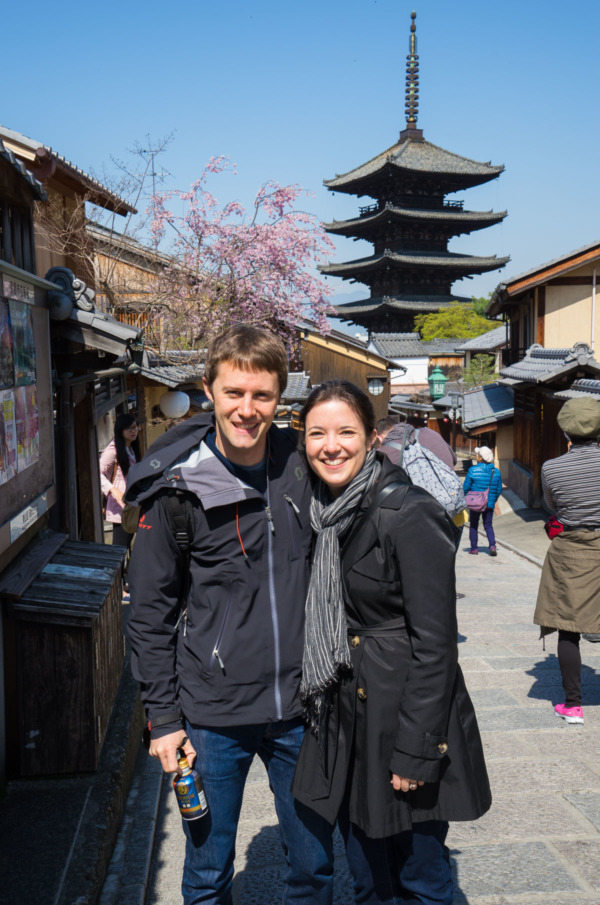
[{"left": 159, "top": 390, "right": 190, "bottom": 419}]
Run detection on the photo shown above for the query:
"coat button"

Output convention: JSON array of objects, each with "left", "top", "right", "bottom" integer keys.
[
  {"left": 351, "top": 636, "right": 360, "bottom": 648},
  {"left": 357, "top": 688, "right": 367, "bottom": 701},
  {"left": 438, "top": 742, "right": 448, "bottom": 755}
]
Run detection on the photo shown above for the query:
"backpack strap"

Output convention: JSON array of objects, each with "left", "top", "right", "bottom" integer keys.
[
  {"left": 163, "top": 491, "right": 195, "bottom": 630},
  {"left": 381, "top": 434, "right": 412, "bottom": 467}
]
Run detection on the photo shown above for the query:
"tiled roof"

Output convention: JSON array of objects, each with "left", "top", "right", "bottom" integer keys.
[
  {"left": 456, "top": 325, "right": 508, "bottom": 352},
  {"left": 389, "top": 395, "right": 435, "bottom": 413},
  {"left": 0, "top": 124, "right": 135, "bottom": 215},
  {"left": 325, "top": 138, "right": 504, "bottom": 190},
  {"left": 336, "top": 294, "right": 472, "bottom": 318},
  {"left": 136, "top": 363, "right": 204, "bottom": 387},
  {"left": 488, "top": 239, "right": 600, "bottom": 315},
  {"left": 0, "top": 138, "right": 46, "bottom": 200},
  {"left": 461, "top": 384, "right": 514, "bottom": 430},
  {"left": 136, "top": 350, "right": 205, "bottom": 386},
  {"left": 500, "top": 343, "right": 600, "bottom": 384},
  {"left": 324, "top": 205, "right": 506, "bottom": 234},
  {"left": 282, "top": 372, "right": 311, "bottom": 401},
  {"left": 554, "top": 379, "right": 600, "bottom": 400},
  {"left": 370, "top": 333, "right": 465, "bottom": 359},
  {"left": 322, "top": 250, "right": 509, "bottom": 277}
]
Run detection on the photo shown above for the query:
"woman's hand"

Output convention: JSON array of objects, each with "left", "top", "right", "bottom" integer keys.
[
  {"left": 392, "top": 774, "right": 425, "bottom": 793},
  {"left": 111, "top": 486, "right": 125, "bottom": 507}
]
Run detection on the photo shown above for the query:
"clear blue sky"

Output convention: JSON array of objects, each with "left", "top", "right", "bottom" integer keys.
[{"left": 3, "top": 0, "right": 599, "bottom": 329}]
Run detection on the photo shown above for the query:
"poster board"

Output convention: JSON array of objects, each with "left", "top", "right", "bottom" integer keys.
[{"left": 0, "top": 270, "right": 55, "bottom": 559}]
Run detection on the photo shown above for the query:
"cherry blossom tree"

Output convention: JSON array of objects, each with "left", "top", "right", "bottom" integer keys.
[{"left": 147, "top": 156, "right": 335, "bottom": 355}]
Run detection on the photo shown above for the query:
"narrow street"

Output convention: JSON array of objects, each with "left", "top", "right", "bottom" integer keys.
[{"left": 101, "top": 542, "right": 600, "bottom": 904}]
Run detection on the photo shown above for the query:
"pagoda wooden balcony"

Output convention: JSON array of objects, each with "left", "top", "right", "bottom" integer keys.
[{"left": 358, "top": 198, "right": 465, "bottom": 217}]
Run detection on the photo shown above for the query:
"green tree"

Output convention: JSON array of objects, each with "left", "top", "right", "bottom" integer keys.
[
  {"left": 463, "top": 353, "right": 499, "bottom": 388},
  {"left": 471, "top": 294, "right": 493, "bottom": 317},
  {"left": 413, "top": 303, "right": 492, "bottom": 340}
]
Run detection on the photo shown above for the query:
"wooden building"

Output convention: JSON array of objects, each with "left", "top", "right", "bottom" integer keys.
[
  {"left": 297, "top": 324, "right": 391, "bottom": 421},
  {"left": 488, "top": 240, "right": 600, "bottom": 364},
  {"left": 369, "top": 333, "right": 465, "bottom": 395},
  {"left": 0, "top": 137, "right": 141, "bottom": 783},
  {"left": 322, "top": 12, "right": 508, "bottom": 336},
  {"left": 0, "top": 125, "right": 135, "bottom": 292},
  {"left": 88, "top": 221, "right": 174, "bottom": 346},
  {"left": 499, "top": 343, "right": 600, "bottom": 505}
]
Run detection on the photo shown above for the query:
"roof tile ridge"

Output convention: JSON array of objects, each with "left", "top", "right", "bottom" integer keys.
[
  {"left": 325, "top": 138, "right": 408, "bottom": 183},
  {"left": 419, "top": 138, "right": 504, "bottom": 171}
]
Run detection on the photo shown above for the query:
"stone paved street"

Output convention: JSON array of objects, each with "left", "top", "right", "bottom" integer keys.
[{"left": 133, "top": 543, "right": 600, "bottom": 904}]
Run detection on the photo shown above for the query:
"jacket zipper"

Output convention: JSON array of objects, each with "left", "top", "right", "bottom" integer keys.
[
  {"left": 210, "top": 589, "right": 233, "bottom": 673},
  {"left": 266, "top": 482, "right": 282, "bottom": 720},
  {"left": 284, "top": 494, "right": 300, "bottom": 558}
]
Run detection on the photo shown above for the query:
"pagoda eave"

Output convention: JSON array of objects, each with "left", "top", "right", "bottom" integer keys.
[
  {"left": 321, "top": 253, "right": 510, "bottom": 280},
  {"left": 324, "top": 207, "right": 507, "bottom": 238},
  {"left": 334, "top": 293, "right": 473, "bottom": 319}
]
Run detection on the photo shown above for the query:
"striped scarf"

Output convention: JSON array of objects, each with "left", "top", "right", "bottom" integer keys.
[{"left": 301, "top": 450, "right": 381, "bottom": 730}]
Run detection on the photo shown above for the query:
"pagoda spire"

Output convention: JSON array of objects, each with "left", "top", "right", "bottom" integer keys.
[{"left": 399, "top": 11, "right": 424, "bottom": 142}]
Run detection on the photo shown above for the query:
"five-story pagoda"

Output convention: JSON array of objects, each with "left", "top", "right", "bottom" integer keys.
[{"left": 323, "top": 11, "right": 509, "bottom": 336}]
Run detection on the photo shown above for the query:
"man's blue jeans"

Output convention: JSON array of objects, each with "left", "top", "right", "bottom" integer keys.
[
  {"left": 338, "top": 814, "right": 452, "bottom": 905},
  {"left": 181, "top": 718, "right": 334, "bottom": 905}
]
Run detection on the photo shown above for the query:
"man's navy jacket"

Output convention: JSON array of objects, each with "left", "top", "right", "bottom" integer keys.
[{"left": 125, "top": 414, "right": 312, "bottom": 738}]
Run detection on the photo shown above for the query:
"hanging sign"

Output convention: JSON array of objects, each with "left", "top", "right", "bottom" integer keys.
[{"left": 2, "top": 275, "right": 35, "bottom": 304}]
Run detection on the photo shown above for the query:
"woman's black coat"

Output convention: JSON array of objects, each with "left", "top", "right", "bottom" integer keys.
[{"left": 292, "top": 456, "right": 491, "bottom": 838}]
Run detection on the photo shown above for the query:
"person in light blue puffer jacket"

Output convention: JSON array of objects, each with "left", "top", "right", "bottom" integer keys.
[{"left": 463, "top": 446, "right": 503, "bottom": 556}]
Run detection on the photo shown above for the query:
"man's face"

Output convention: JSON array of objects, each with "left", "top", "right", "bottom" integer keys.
[{"left": 203, "top": 362, "right": 281, "bottom": 466}]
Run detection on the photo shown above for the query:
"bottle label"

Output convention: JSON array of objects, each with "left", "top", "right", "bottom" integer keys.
[{"left": 174, "top": 775, "right": 208, "bottom": 818}]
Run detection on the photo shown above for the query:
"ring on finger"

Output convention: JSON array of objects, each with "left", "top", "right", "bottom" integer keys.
[{"left": 409, "top": 783, "right": 417, "bottom": 790}]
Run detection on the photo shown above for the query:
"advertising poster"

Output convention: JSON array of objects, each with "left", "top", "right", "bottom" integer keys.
[
  {"left": 0, "top": 390, "right": 17, "bottom": 484},
  {"left": 8, "top": 299, "right": 36, "bottom": 385},
  {"left": 0, "top": 299, "right": 14, "bottom": 388},
  {"left": 14, "top": 385, "right": 39, "bottom": 472}
]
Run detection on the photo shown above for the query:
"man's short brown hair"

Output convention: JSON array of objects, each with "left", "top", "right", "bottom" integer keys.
[{"left": 204, "top": 324, "right": 288, "bottom": 397}]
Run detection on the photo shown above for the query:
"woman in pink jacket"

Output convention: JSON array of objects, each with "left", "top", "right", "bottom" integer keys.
[{"left": 100, "top": 413, "right": 140, "bottom": 553}]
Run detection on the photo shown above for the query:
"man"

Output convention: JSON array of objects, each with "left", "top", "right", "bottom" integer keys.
[
  {"left": 375, "top": 415, "right": 397, "bottom": 446},
  {"left": 126, "top": 325, "right": 333, "bottom": 905}
]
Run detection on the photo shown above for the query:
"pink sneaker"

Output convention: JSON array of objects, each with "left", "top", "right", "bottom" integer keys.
[{"left": 554, "top": 703, "right": 584, "bottom": 724}]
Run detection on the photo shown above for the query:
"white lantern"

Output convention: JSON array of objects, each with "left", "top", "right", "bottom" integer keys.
[{"left": 159, "top": 390, "right": 190, "bottom": 419}]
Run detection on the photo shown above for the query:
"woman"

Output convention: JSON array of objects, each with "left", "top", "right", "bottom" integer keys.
[
  {"left": 535, "top": 396, "right": 600, "bottom": 725},
  {"left": 292, "top": 380, "right": 491, "bottom": 905},
  {"left": 463, "top": 446, "right": 502, "bottom": 556},
  {"left": 99, "top": 413, "right": 140, "bottom": 551}
]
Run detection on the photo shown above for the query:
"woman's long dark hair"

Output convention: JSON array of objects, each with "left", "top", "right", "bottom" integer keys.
[
  {"left": 300, "top": 380, "right": 376, "bottom": 440},
  {"left": 114, "top": 413, "right": 139, "bottom": 477}
]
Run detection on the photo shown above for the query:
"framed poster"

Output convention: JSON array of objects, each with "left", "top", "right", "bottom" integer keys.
[
  {"left": 14, "top": 385, "right": 39, "bottom": 472},
  {"left": 0, "top": 389, "right": 17, "bottom": 484},
  {"left": 0, "top": 299, "right": 14, "bottom": 388},
  {"left": 8, "top": 299, "right": 36, "bottom": 385}
]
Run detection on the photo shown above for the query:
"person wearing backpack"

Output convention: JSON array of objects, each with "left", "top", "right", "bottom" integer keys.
[
  {"left": 125, "top": 325, "right": 333, "bottom": 905},
  {"left": 379, "top": 423, "right": 467, "bottom": 544},
  {"left": 463, "top": 447, "right": 503, "bottom": 556}
]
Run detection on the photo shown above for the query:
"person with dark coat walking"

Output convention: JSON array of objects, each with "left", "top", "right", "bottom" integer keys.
[{"left": 292, "top": 380, "right": 491, "bottom": 905}]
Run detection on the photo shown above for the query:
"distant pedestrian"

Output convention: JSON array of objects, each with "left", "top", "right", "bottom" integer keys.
[
  {"left": 534, "top": 397, "right": 600, "bottom": 726},
  {"left": 375, "top": 416, "right": 398, "bottom": 445},
  {"left": 379, "top": 423, "right": 467, "bottom": 546},
  {"left": 99, "top": 413, "right": 140, "bottom": 551},
  {"left": 463, "top": 447, "right": 502, "bottom": 556}
]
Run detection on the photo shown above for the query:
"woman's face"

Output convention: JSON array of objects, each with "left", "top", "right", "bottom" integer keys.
[
  {"left": 304, "top": 399, "right": 377, "bottom": 498},
  {"left": 122, "top": 422, "right": 139, "bottom": 444}
]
